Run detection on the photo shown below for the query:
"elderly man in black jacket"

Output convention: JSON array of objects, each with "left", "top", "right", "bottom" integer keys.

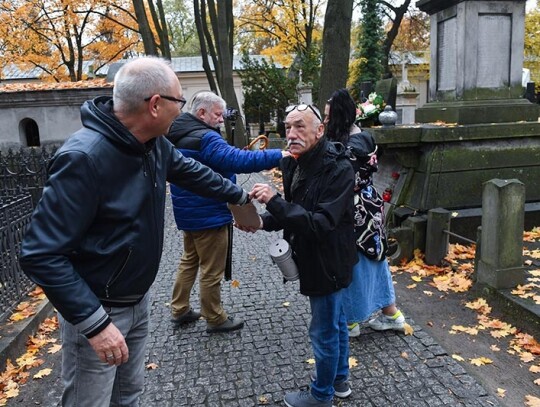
[
  {"left": 245, "top": 104, "right": 357, "bottom": 407},
  {"left": 19, "top": 57, "right": 248, "bottom": 407}
]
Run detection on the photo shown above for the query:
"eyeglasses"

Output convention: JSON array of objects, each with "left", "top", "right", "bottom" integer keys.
[
  {"left": 144, "top": 94, "right": 186, "bottom": 109},
  {"left": 285, "top": 104, "right": 322, "bottom": 122}
]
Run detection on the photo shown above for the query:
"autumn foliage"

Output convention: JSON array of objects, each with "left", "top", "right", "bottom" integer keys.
[{"left": 0, "top": 0, "right": 141, "bottom": 82}]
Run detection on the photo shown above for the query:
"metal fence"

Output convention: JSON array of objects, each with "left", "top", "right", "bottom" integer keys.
[
  {"left": 0, "top": 194, "right": 35, "bottom": 320},
  {"left": 0, "top": 146, "right": 58, "bottom": 207},
  {"left": 0, "top": 146, "right": 58, "bottom": 320}
]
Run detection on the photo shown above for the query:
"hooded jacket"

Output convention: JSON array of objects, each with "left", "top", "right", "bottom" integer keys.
[
  {"left": 167, "top": 112, "right": 282, "bottom": 231},
  {"left": 261, "top": 139, "right": 357, "bottom": 296},
  {"left": 19, "top": 96, "right": 246, "bottom": 337}
]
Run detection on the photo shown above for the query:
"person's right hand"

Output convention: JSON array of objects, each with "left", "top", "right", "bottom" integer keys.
[
  {"left": 87, "top": 323, "right": 129, "bottom": 366},
  {"left": 249, "top": 183, "right": 276, "bottom": 204}
]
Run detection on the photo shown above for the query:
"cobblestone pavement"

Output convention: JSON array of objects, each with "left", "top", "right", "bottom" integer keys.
[
  {"left": 7, "top": 172, "right": 502, "bottom": 406},
  {"left": 141, "top": 172, "right": 500, "bottom": 407}
]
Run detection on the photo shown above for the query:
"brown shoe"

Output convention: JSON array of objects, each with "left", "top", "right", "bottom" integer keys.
[
  {"left": 206, "top": 316, "right": 244, "bottom": 333},
  {"left": 171, "top": 308, "right": 201, "bottom": 324}
]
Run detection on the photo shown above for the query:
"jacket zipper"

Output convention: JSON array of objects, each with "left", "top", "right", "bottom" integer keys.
[{"left": 105, "top": 248, "right": 133, "bottom": 298}]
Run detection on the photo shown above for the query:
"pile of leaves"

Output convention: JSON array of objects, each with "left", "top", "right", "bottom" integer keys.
[
  {"left": 391, "top": 230, "right": 540, "bottom": 406},
  {"left": 0, "top": 288, "right": 61, "bottom": 405}
]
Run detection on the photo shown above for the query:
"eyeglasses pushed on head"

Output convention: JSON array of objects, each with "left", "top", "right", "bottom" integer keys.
[{"left": 285, "top": 104, "right": 322, "bottom": 122}]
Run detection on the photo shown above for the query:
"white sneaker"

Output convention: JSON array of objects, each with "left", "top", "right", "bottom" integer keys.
[
  {"left": 348, "top": 323, "right": 360, "bottom": 337},
  {"left": 368, "top": 311, "right": 405, "bottom": 332}
]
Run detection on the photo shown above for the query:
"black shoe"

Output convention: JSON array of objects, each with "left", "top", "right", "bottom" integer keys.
[
  {"left": 206, "top": 316, "right": 244, "bottom": 333},
  {"left": 171, "top": 308, "right": 201, "bottom": 324}
]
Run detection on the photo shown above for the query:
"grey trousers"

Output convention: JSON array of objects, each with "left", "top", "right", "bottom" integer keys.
[{"left": 59, "top": 293, "right": 149, "bottom": 407}]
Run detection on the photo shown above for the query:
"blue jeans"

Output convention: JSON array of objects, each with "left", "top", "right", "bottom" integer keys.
[
  {"left": 59, "top": 293, "right": 150, "bottom": 407},
  {"left": 309, "top": 290, "right": 349, "bottom": 401}
]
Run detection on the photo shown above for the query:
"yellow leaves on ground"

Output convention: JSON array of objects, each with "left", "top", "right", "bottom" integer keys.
[
  {"left": 393, "top": 235, "right": 540, "bottom": 393},
  {"left": 512, "top": 279, "right": 540, "bottom": 305},
  {"left": 9, "top": 302, "right": 37, "bottom": 322},
  {"left": 8, "top": 287, "right": 47, "bottom": 323},
  {"left": 430, "top": 271, "right": 472, "bottom": 292},
  {"left": 403, "top": 323, "right": 414, "bottom": 336},
  {"left": 450, "top": 325, "right": 478, "bottom": 335},
  {"left": 496, "top": 388, "right": 506, "bottom": 398},
  {"left": 523, "top": 227, "right": 540, "bottom": 242},
  {"left": 348, "top": 357, "right": 358, "bottom": 368},
  {"left": 393, "top": 245, "right": 475, "bottom": 293},
  {"left": 465, "top": 298, "right": 492, "bottom": 314},
  {"left": 470, "top": 357, "right": 493, "bottom": 366},
  {"left": 0, "top": 316, "right": 58, "bottom": 405},
  {"left": 511, "top": 333, "right": 540, "bottom": 357},
  {"left": 33, "top": 368, "right": 52, "bottom": 379},
  {"left": 305, "top": 357, "right": 358, "bottom": 369},
  {"left": 47, "top": 344, "right": 62, "bottom": 354},
  {"left": 526, "top": 395, "right": 540, "bottom": 407},
  {"left": 230, "top": 280, "right": 241, "bottom": 288},
  {"left": 28, "top": 287, "right": 46, "bottom": 300},
  {"left": 258, "top": 395, "right": 270, "bottom": 404}
]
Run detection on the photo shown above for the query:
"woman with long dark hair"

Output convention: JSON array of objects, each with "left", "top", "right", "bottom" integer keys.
[{"left": 324, "top": 88, "right": 406, "bottom": 337}]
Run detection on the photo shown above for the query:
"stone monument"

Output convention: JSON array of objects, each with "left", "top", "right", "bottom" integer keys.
[
  {"left": 396, "top": 56, "right": 420, "bottom": 124},
  {"left": 415, "top": 0, "right": 539, "bottom": 124}
]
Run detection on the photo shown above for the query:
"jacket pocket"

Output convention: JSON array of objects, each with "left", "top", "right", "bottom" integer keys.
[{"left": 105, "top": 248, "right": 133, "bottom": 298}]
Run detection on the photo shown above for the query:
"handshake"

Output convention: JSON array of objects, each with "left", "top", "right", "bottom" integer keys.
[{"left": 229, "top": 183, "right": 277, "bottom": 232}]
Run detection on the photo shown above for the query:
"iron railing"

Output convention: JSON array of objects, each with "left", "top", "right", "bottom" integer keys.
[
  {"left": 0, "top": 146, "right": 58, "bottom": 320},
  {"left": 0, "top": 194, "right": 35, "bottom": 320}
]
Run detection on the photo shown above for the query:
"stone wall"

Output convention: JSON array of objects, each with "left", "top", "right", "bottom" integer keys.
[{"left": 0, "top": 88, "right": 113, "bottom": 149}]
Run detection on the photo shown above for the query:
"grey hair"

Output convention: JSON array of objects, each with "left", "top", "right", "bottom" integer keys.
[
  {"left": 190, "top": 91, "right": 226, "bottom": 115},
  {"left": 113, "top": 56, "right": 178, "bottom": 114}
]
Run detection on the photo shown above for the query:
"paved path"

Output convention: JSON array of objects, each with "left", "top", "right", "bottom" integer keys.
[{"left": 7, "top": 172, "right": 502, "bottom": 406}]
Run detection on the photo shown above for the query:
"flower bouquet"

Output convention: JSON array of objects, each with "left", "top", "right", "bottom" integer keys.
[{"left": 356, "top": 92, "right": 385, "bottom": 127}]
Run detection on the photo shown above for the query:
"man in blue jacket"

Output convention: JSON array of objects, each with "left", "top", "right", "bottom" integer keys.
[
  {"left": 19, "top": 57, "right": 249, "bottom": 407},
  {"left": 167, "top": 91, "right": 286, "bottom": 333}
]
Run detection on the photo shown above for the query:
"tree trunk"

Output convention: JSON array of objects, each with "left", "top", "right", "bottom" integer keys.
[
  {"left": 382, "top": 0, "right": 412, "bottom": 76},
  {"left": 196, "top": 0, "right": 246, "bottom": 146},
  {"left": 132, "top": 0, "right": 159, "bottom": 56},
  {"left": 147, "top": 0, "right": 171, "bottom": 59},
  {"left": 318, "top": 0, "right": 354, "bottom": 109},
  {"left": 216, "top": 0, "right": 245, "bottom": 146},
  {"left": 194, "top": 0, "right": 218, "bottom": 93}
]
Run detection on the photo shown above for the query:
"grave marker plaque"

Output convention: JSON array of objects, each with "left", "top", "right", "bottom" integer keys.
[
  {"left": 437, "top": 17, "right": 457, "bottom": 92},
  {"left": 477, "top": 14, "right": 511, "bottom": 88}
]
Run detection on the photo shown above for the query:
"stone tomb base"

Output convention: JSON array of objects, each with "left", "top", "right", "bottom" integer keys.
[{"left": 415, "top": 99, "right": 540, "bottom": 125}]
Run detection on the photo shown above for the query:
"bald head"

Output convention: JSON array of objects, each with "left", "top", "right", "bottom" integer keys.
[{"left": 113, "top": 57, "right": 181, "bottom": 114}]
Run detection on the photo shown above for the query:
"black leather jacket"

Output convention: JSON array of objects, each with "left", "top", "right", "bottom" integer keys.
[
  {"left": 19, "top": 96, "right": 246, "bottom": 337},
  {"left": 261, "top": 139, "right": 357, "bottom": 296}
]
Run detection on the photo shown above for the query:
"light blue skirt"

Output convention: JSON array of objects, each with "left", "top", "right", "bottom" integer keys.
[{"left": 343, "top": 251, "right": 396, "bottom": 323}]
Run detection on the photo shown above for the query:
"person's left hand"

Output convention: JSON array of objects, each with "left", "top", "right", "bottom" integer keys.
[
  {"left": 88, "top": 323, "right": 129, "bottom": 366},
  {"left": 250, "top": 183, "right": 276, "bottom": 204}
]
